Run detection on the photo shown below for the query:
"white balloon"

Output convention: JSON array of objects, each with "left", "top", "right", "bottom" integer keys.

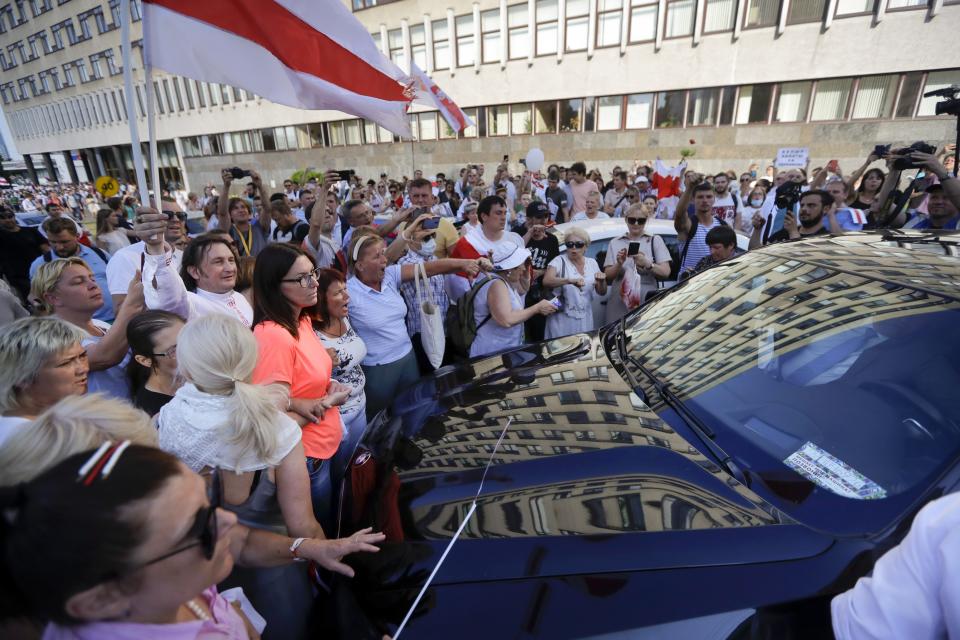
[{"left": 525, "top": 148, "right": 545, "bottom": 173}]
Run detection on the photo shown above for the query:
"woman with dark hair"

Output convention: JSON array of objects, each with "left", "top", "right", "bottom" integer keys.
[
  {"left": 251, "top": 244, "right": 351, "bottom": 522},
  {"left": 312, "top": 268, "right": 368, "bottom": 473},
  {"left": 94, "top": 207, "right": 129, "bottom": 255},
  {"left": 851, "top": 167, "right": 886, "bottom": 211},
  {"left": 236, "top": 256, "right": 256, "bottom": 308},
  {"left": 0, "top": 444, "right": 383, "bottom": 638},
  {"left": 126, "top": 310, "right": 185, "bottom": 416}
]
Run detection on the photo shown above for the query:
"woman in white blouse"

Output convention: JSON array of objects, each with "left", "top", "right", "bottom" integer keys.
[{"left": 541, "top": 227, "right": 607, "bottom": 339}]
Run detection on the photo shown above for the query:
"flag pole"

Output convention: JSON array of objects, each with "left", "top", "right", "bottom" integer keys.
[
  {"left": 119, "top": 0, "right": 148, "bottom": 203},
  {"left": 143, "top": 62, "right": 162, "bottom": 209}
]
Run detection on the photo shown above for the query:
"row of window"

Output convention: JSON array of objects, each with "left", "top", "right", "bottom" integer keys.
[
  {"left": 1, "top": 1, "right": 142, "bottom": 72},
  {"left": 370, "top": 0, "right": 951, "bottom": 72},
  {"left": 0, "top": 44, "right": 128, "bottom": 103},
  {"left": 0, "top": 0, "right": 64, "bottom": 30},
  {"left": 7, "top": 76, "right": 259, "bottom": 139},
  {"left": 175, "top": 68, "right": 957, "bottom": 158}
]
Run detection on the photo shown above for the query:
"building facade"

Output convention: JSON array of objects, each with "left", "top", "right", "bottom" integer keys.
[{"left": 0, "top": 0, "right": 957, "bottom": 191}]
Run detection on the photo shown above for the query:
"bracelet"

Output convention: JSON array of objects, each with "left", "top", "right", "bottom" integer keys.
[{"left": 290, "top": 537, "right": 307, "bottom": 562}]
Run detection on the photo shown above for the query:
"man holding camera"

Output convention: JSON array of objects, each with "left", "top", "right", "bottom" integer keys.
[
  {"left": 750, "top": 190, "right": 843, "bottom": 247},
  {"left": 217, "top": 168, "right": 271, "bottom": 258}
]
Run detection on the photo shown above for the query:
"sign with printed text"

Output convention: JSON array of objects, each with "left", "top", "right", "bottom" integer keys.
[
  {"left": 95, "top": 175, "right": 119, "bottom": 198},
  {"left": 775, "top": 147, "right": 809, "bottom": 168}
]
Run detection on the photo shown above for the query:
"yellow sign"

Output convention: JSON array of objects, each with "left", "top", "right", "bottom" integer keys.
[{"left": 95, "top": 175, "right": 119, "bottom": 198}]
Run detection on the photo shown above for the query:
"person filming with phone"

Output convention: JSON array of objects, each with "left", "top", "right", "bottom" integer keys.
[
  {"left": 216, "top": 168, "right": 271, "bottom": 258},
  {"left": 541, "top": 227, "right": 606, "bottom": 339},
  {"left": 603, "top": 205, "right": 671, "bottom": 323}
]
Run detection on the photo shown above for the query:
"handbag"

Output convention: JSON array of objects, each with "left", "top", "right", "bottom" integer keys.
[{"left": 414, "top": 262, "right": 445, "bottom": 369}]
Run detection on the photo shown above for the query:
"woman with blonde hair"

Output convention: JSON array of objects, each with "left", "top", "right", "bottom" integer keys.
[
  {"left": 30, "top": 257, "right": 143, "bottom": 400},
  {"left": 158, "top": 313, "right": 329, "bottom": 639},
  {"left": 542, "top": 226, "right": 607, "bottom": 339},
  {"left": 94, "top": 207, "right": 130, "bottom": 255}
]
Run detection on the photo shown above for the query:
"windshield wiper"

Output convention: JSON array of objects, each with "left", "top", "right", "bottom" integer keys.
[{"left": 615, "top": 320, "right": 749, "bottom": 486}]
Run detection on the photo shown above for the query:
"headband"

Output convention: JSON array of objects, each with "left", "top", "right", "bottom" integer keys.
[{"left": 352, "top": 234, "right": 373, "bottom": 262}]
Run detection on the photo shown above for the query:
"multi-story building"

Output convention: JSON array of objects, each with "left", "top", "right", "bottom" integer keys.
[{"left": 0, "top": 0, "right": 957, "bottom": 191}]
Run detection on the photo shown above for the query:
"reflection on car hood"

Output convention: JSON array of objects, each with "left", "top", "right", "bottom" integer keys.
[{"left": 352, "top": 333, "right": 783, "bottom": 545}]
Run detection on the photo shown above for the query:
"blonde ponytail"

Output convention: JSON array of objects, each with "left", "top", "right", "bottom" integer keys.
[{"left": 176, "top": 315, "right": 289, "bottom": 469}]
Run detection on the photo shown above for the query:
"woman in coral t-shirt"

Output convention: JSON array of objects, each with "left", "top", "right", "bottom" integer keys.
[{"left": 252, "top": 244, "right": 351, "bottom": 525}]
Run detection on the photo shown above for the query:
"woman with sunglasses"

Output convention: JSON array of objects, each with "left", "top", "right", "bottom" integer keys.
[
  {"left": 541, "top": 227, "right": 606, "bottom": 339},
  {"left": 0, "top": 441, "right": 383, "bottom": 639},
  {"left": 126, "top": 310, "right": 185, "bottom": 417},
  {"left": 602, "top": 205, "right": 672, "bottom": 323},
  {"left": 251, "top": 244, "right": 351, "bottom": 527}
]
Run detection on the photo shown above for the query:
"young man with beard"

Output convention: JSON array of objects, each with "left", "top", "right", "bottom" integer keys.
[
  {"left": 711, "top": 173, "right": 742, "bottom": 229},
  {"left": 753, "top": 190, "right": 843, "bottom": 246},
  {"left": 136, "top": 210, "right": 253, "bottom": 326}
]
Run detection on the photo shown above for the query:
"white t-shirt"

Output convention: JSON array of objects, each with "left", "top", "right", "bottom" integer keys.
[
  {"left": 106, "top": 241, "right": 183, "bottom": 296},
  {"left": 571, "top": 211, "right": 610, "bottom": 222},
  {"left": 711, "top": 193, "right": 739, "bottom": 228}
]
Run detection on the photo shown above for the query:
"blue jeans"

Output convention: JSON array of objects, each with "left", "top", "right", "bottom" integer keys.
[{"left": 306, "top": 456, "right": 332, "bottom": 532}]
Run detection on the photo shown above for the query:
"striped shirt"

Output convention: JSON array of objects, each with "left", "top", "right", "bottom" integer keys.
[
  {"left": 397, "top": 251, "right": 450, "bottom": 337},
  {"left": 680, "top": 217, "right": 721, "bottom": 273}
]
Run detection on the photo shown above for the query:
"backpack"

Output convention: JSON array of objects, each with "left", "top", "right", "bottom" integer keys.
[
  {"left": 679, "top": 214, "right": 727, "bottom": 271},
  {"left": 444, "top": 274, "right": 500, "bottom": 359}
]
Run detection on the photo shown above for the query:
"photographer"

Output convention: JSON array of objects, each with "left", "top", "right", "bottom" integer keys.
[
  {"left": 873, "top": 147, "right": 959, "bottom": 229},
  {"left": 751, "top": 190, "right": 843, "bottom": 246},
  {"left": 216, "top": 168, "right": 271, "bottom": 258}
]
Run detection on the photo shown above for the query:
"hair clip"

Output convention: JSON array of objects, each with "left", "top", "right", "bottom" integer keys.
[{"left": 77, "top": 440, "right": 131, "bottom": 486}]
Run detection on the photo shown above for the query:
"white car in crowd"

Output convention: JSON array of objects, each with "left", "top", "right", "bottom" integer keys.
[{"left": 548, "top": 217, "right": 749, "bottom": 327}]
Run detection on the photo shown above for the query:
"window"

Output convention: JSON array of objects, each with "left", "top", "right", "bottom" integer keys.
[
  {"left": 162, "top": 79, "right": 176, "bottom": 112},
  {"left": 811, "top": 78, "right": 852, "bottom": 121},
  {"left": 439, "top": 117, "right": 457, "bottom": 139},
  {"left": 565, "top": 0, "right": 589, "bottom": 51},
  {"left": 30, "top": 0, "right": 53, "bottom": 17},
  {"left": 656, "top": 91, "right": 686, "bottom": 127},
  {"left": 770, "top": 81, "right": 810, "bottom": 122},
  {"left": 456, "top": 15, "right": 475, "bottom": 66},
  {"left": 508, "top": 4, "right": 529, "bottom": 59},
  {"left": 481, "top": 8, "right": 500, "bottom": 63},
  {"left": 511, "top": 103, "right": 532, "bottom": 134},
  {"left": 536, "top": 0, "right": 558, "bottom": 55},
  {"left": 407, "top": 113, "right": 419, "bottom": 139},
  {"left": 462, "top": 107, "right": 478, "bottom": 137},
  {"left": 559, "top": 99, "right": 583, "bottom": 131},
  {"left": 835, "top": 0, "right": 873, "bottom": 13},
  {"left": 597, "top": 96, "right": 623, "bottom": 130},
  {"left": 597, "top": 0, "right": 622, "bottom": 48},
  {"left": 344, "top": 120, "right": 362, "bottom": 145},
  {"left": 665, "top": 0, "right": 695, "bottom": 37},
  {"left": 629, "top": 0, "right": 657, "bottom": 42},
  {"left": 583, "top": 98, "right": 596, "bottom": 131},
  {"left": 918, "top": 70, "right": 960, "bottom": 116},
  {"left": 704, "top": 0, "right": 737, "bottom": 32},
  {"left": 487, "top": 105, "right": 509, "bottom": 135},
  {"left": 718, "top": 86, "right": 736, "bottom": 124},
  {"left": 894, "top": 72, "right": 923, "bottom": 118},
  {"left": 432, "top": 18, "right": 450, "bottom": 69},
  {"left": 852, "top": 75, "right": 897, "bottom": 119},
  {"left": 685, "top": 88, "right": 721, "bottom": 126},
  {"left": 388, "top": 28, "right": 404, "bottom": 68},
  {"left": 27, "top": 31, "right": 50, "bottom": 57},
  {"left": 410, "top": 24, "right": 426, "bottom": 70},
  {"left": 184, "top": 79, "right": 194, "bottom": 109},
  {"left": 625, "top": 93, "right": 653, "bottom": 128},
  {"left": 744, "top": 0, "right": 778, "bottom": 27},
  {"left": 328, "top": 121, "right": 345, "bottom": 146},
  {"left": 736, "top": 84, "right": 773, "bottom": 123},
  {"left": 194, "top": 81, "right": 206, "bottom": 108},
  {"left": 207, "top": 82, "right": 219, "bottom": 106},
  {"left": 886, "top": 0, "right": 926, "bottom": 8},
  {"left": 307, "top": 122, "right": 327, "bottom": 147},
  {"left": 419, "top": 112, "right": 438, "bottom": 139},
  {"left": 78, "top": 6, "right": 110, "bottom": 36},
  {"left": 535, "top": 100, "right": 557, "bottom": 133},
  {"left": 788, "top": 0, "right": 826, "bottom": 22}
]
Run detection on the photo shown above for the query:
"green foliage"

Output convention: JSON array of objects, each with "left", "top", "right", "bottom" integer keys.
[{"left": 289, "top": 168, "right": 323, "bottom": 184}]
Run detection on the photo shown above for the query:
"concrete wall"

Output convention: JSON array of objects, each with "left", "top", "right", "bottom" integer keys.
[{"left": 183, "top": 117, "right": 956, "bottom": 190}]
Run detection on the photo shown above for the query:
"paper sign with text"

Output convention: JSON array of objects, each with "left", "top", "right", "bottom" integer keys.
[{"left": 776, "top": 147, "right": 809, "bottom": 168}]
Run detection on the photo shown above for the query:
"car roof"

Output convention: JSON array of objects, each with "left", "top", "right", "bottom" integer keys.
[{"left": 552, "top": 217, "right": 751, "bottom": 250}]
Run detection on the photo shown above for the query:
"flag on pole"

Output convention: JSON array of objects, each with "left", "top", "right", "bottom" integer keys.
[
  {"left": 409, "top": 62, "right": 475, "bottom": 133},
  {"left": 142, "top": 0, "right": 412, "bottom": 136}
]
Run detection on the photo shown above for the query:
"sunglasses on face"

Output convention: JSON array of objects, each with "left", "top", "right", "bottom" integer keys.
[
  {"left": 565, "top": 240, "right": 586, "bottom": 249},
  {"left": 164, "top": 211, "right": 188, "bottom": 222},
  {"left": 626, "top": 217, "right": 647, "bottom": 225}
]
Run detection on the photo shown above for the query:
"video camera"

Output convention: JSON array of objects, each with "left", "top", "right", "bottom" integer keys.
[
  {"left": 925, "top": 85, "right": 960, "bottom": 117},
  {"left": 891, "top": 141, "right": 938, "bottom": 170},
  {"left": 774, "top": 180, "right": 804, "bottom": 210}
]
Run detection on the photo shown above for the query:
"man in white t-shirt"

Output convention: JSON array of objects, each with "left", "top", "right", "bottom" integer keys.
[
  {"left": 711, "top": 173, "right": 741, "bottom": 229},
  {"left": 106, "top": 204, "right": 186, "bottom": 309},
  {"left": 447, "top": 195, "right": 524, "bottom": 302},
  {"left": 571, "top": 191, "right": 610, "bottom": 222}
]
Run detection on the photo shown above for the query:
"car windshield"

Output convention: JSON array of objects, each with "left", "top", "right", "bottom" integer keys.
[{"left": 617, "top": 253, "right": 960, "bottom": 534}]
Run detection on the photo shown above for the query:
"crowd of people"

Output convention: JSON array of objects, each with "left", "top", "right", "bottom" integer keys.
[{"left": 0, "top": 140, "right": 957, "bottom": 638}]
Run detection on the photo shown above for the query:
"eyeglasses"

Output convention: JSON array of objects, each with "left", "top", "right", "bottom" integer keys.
[
  {"left": 151, "top": 343, "right": 177, "bottom": 359},
  {"left": 128, "top": 469, "right": 221, "bottom": 573},
  {"left": 565, "top": 241, "right": 586, "bottom": 249},
  {"left": 164, "top": 211, "right": 188, "bottom": 222},
  {"left": 626, "top": 217, "right": 647, "bottom": 225},
  {"left": 281, "top": 266, "right": 322, "bottom": 288}
]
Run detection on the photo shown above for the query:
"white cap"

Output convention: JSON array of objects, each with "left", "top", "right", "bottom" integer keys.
[
  {"left": 492, "top": 243, "right": 531, "bottom": 271},
  {"left": 635, "top": 176, "right": 649, "bottom": 184}
]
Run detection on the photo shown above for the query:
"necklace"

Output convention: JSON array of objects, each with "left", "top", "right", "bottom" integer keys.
[{"left": 185, "top": 598, "right": 211, "bottom": 622}]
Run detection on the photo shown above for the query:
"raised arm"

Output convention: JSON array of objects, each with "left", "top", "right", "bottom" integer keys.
[
  {"left": 845, "top": 153, "right": 879, "bottom": 198},
  {"left": 250, "top": 171, "right": 272, "bottom": 232},
  {"left": 135, "top": 210, "right": 192, "bottom": 319},
  {"left": 85, "top": 275, "right": 144, "bottom": 371},
  {"left": 217, "top": 169, "right": 233, "bottom": 232},
  {"left": 400, "top": 256, "right": 488, "bottom": 281},
  {"left": 674, "top": 172, "right": 698, "bottom": 241}
]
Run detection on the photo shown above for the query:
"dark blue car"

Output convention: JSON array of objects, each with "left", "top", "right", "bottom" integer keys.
[{"left": 327, "top": 230, "right": 960, "bottom": 639}]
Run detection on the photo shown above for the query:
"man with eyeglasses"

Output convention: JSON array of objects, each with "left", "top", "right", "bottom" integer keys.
[
  {"left": 0, "top": 204, "right": 49, "bottom": 302},
  {"left": 283, "top": 179, "right": 300, "bottom": 204},
  {"left": 106, "top": 199, "right": 186, "bottom": 310},
  {"left": 603, "top": 206, "right": 672, "bottom": 323}
]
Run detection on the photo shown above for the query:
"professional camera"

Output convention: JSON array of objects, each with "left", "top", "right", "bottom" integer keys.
[
  {"left": 891, "top": 141, "right": 938, "bottom": 170},
  {"left": 775, "top": 180, "right": 804, "bottom": 210},
  {"left": 925, "top": 85, "right": 960, "bottom": 117},
  {"left": 228, "top": 167, "right": 251, "bottom": 179}
]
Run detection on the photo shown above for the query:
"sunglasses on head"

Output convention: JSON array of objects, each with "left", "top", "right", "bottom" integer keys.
[
  {"left": 565, "top": 240, "right": 586, "bottom": 249},
  {"left": 626, "top": 217, "right": 647, "bottom": 225}
]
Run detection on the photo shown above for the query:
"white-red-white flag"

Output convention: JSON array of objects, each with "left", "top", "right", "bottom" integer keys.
[
  {"left": 409, "top": 63, "right": 474, "bottom": 134},
  {"left": 143, "top": 0, "right": 412, "bottom": 136}
]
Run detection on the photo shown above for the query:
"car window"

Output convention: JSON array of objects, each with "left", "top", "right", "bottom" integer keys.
[{"left": 620, "top": 255, "right": 960, "bottom": 531}]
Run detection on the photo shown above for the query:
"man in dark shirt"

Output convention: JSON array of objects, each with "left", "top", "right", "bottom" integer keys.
[
  {"left": 0, "top": 205, "right": 49, "bottom": 301},
  {"left": 680, "top": 225, "right": 744, "bottom": 280},
  {"left": 544, "top": 171, "right": 569, "bottom": 223},
  {"left": 751, "top": 189, "right": 841, "bottom": 246},
  {"left": 517, "top": 202, "right": 560, "bottom": 342}
]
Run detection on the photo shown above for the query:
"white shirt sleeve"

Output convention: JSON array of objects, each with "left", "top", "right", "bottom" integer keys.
[
  {"left": 142, "top": 251, "right": 192, "bottom": 320},
  {"left": 831, "top": 493, "right": 960, "bottom": 640}
]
